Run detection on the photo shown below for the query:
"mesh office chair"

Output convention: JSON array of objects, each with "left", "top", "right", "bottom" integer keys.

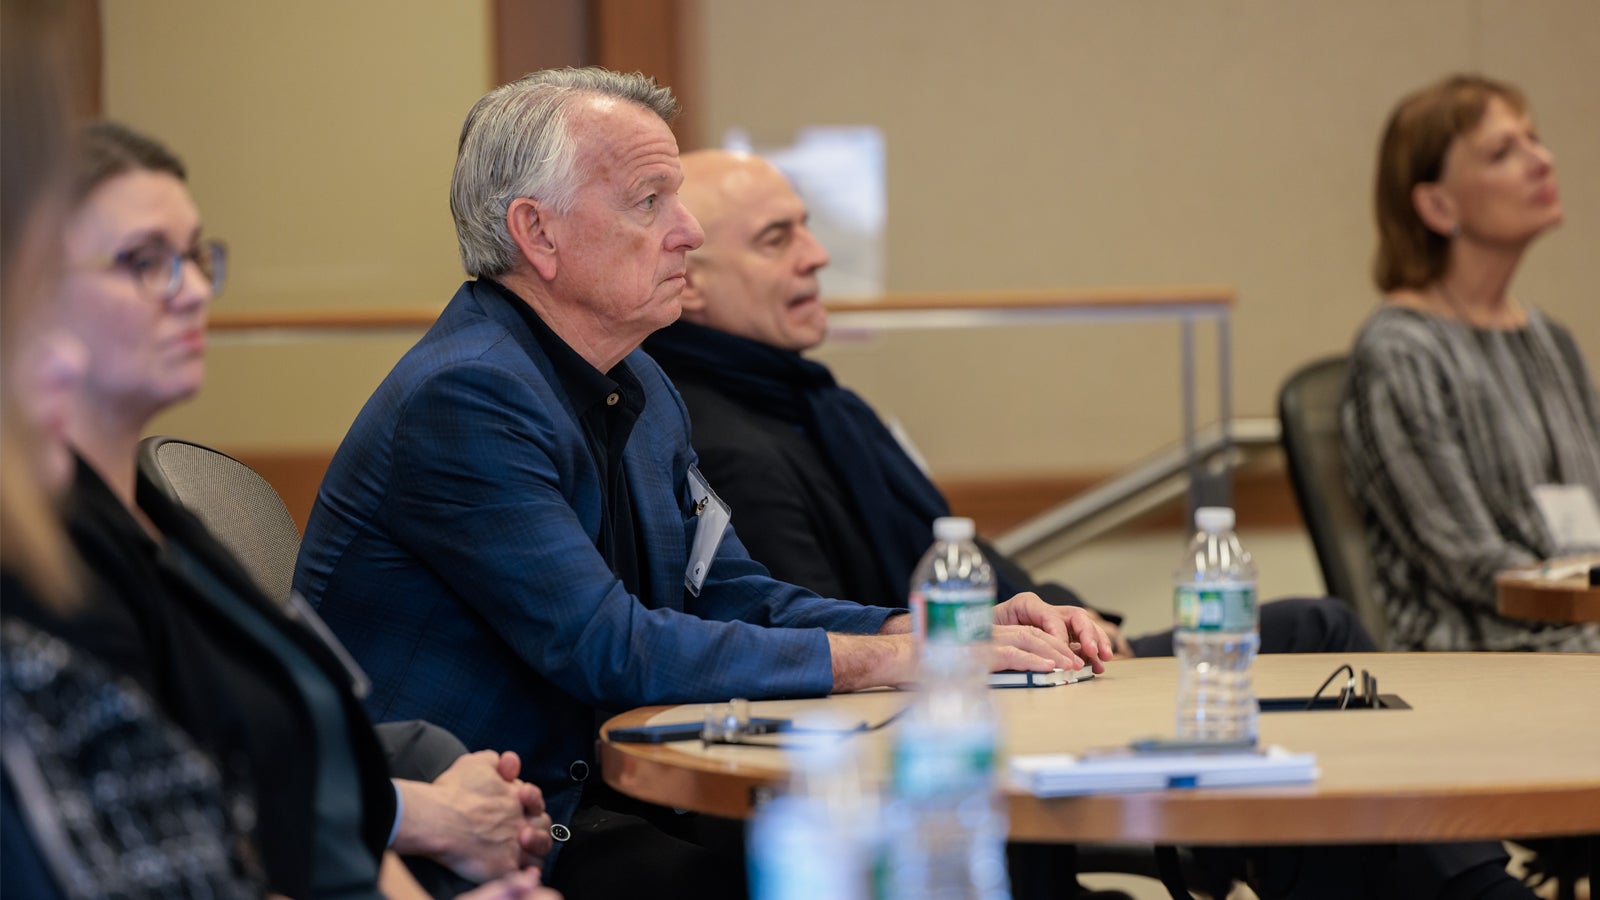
[
  {"left": 137, "top": 437, "right": 487, "bottom": 894},
  {"left": 137, "top": 436, "right": 302, "bottom": 605},
  {"left": 1277, "top": 356, "right": 1389, "bottom": 648}
]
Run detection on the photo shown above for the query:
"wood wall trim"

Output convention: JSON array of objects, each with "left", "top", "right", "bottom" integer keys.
[
  {"left": 206, "top": 308, "right": 443, "bottom": 332},
  {"left": 940, "top": 464, "right": 1303, "bottom": 535},
  {"left": 71, "top": 0, "right": 102, "bottom": 117},
  {"left": 593, "top": 0, "right": 700, "bottom": 148},
  {"left": 827, "top": 285, "right": 1235, "bottom": 312},
  {"left": 228, "top": 451, "right": 335, "bottom": 533},
  {"left": 492, "top": 0, "right": 590, "bottom": 85},
  {"left": 208, "top": 285, "right": 1235, "bottom": 332},
  {"left": 489, "top": 0, "right": 701, "bottom": 146},
  {"left": 231, "top": 447, "right": 1302, "bottom": 538}
]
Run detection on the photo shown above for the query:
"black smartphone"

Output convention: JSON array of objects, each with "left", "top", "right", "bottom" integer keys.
[
  {"left": 608, "top": 717, "right": 791, "bottom": 744},
  {"left": 608, "top": 721, "right": 705, "bottom": 744}
]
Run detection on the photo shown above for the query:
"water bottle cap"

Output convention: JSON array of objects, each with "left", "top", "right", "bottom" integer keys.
[
  {"left": 932, "top": 516, "right": 975, "bottom": 542},
  {"left": 1195, "top": 507, "right": 1236, "bottom": 533}
]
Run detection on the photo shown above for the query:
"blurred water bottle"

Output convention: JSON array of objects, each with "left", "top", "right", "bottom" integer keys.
[
  {"left": 1173, "top": 506, "right": 1260, "bottom": 743},
  {"left": 884, "top": 517, "right": 1008, "bottom": 899},
  {"left": 885, "top": 646, "right": 1010, "bottom": 900},
  {"left": 747, "top": 729, "right": 880, "bottom": 900},
  {"left": 909, "top": 517, "right": 995, "bottom": 660}
]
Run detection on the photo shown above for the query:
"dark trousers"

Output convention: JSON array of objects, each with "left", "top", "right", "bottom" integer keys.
[
  {"left": 549, "top": 781, "right": 748, "bottom": 900},
  {"left": 1196, "top": 841, "right": 1525, "bottom": 900},
  {"left": 1127, "top": 595, "right": 1378, "bottom": 659},
  {"left": 374, "top": 721, "right": 482, "bottom": 899},
  {"left": 376, "top": 720, "right": 751, "bottom": 899}
]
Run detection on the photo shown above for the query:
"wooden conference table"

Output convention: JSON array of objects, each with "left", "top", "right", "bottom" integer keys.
[
  {"left": 602, "top": 653, "right": 1600, "bottom": 890},
  {"left": 1497, "top": 557, "right": 1600, "bottom": 624}
]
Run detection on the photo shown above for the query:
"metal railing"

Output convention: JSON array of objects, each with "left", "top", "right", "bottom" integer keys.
[{"left": 995, "top": 417, "right": 1281, "bottom": 568}]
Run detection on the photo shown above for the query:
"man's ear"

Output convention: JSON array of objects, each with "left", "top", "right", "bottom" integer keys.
[
  {"left": 508, "top": 197, "right": 559, "bottom": 281},
  {"left": 1412, "top": 182, "right": 1458, "bottom": 237}
]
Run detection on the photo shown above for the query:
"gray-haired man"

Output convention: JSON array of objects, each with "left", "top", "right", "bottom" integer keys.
[{"left": 295, "top": 67, "right": 1110, "bottom": 897}]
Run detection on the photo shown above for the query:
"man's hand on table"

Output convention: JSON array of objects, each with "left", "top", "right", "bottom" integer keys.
[
  {"left": 992, "top": 592, "right": 1112, "bottom": 673},
  {"left": 830, "top": 595, "right": 1111, "bottom": 691},
  {"left": 1082, "top": 607, "right": 1135, "bottom": 659}
]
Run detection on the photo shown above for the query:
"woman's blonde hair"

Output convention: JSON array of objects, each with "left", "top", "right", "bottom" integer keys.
[{"left": 1, "top": 0, "right": 80, "bottom": 602}]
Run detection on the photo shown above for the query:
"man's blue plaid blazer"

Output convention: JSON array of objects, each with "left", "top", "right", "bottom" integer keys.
[{"left": 293, "top": 279, "right": 894, "bottom": 851}]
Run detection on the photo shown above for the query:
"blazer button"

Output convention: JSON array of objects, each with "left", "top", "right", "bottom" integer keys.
[
  {"left": 605, "top": 392, "right": 620, "bottom": 406},
  {"left": 568, "top": 760, "right": 590, "bottom": 782},
  {"left": 550, "top": 823, "right": 571, "bottom": 843}
]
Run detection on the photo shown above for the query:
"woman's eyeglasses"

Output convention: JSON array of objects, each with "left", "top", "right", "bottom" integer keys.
[{"left": 77, "top": 239, "right": 228, "bottom": 303}]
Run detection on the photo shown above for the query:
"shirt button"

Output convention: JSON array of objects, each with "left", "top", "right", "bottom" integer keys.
[
  {"left": 550, "top": 823, "right": 571, "bottom": 843},
  {"left": 568, "top": 760, "right": 590, "bottom": 782},
  {"left": 605, "top": 392, "right": 620, "bottom": 406}
]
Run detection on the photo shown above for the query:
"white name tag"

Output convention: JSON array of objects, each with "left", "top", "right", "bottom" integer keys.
[
  {"left": 1532, "top": 484, "right": 1600, "bottom": 552},
  {"left": 685, "top": 466, "right": 731, "bottom": 597}
]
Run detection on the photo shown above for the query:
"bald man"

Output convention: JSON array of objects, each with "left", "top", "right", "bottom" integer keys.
[{"left": 645, "top": 151, "right": 1379, "bottom": 659}]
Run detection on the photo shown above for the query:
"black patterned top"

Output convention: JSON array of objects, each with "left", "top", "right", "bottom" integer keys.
[{"left": 1, "top": 608, "right": 263, "bottom": 899}]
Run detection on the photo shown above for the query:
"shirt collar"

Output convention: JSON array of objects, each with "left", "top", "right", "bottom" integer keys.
[{"left": 482, "top": 278, "right": 626, "bottom": 416}]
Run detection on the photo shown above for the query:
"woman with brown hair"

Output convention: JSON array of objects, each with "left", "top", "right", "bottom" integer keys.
[{"left": 1342, "top": 74, "right": 1600, "bottom": 654}]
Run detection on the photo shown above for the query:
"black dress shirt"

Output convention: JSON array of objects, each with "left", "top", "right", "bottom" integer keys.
[{"left": 484, "top": 279, "right": 648, "bottom": 599}]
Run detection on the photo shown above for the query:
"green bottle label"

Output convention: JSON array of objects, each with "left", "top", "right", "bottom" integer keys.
[
  {"left": 892, "top": 730, "right": 996, "bottom": 798},
  {"left": 1174, "top": 583, "right": 1257, "bottom": 632},
  {"left": 922, "top": 588, "right": 993, "bottom": 642}
]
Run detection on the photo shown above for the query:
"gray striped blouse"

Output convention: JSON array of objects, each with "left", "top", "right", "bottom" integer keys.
[{"left": 1341, "top": 305, "right": 1600, "bottom": 652}]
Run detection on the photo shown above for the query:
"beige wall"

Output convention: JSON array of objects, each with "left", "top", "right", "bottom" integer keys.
[
  {"left": 106, "top": 1, "right": 492, "bottom": 446},
  {"left": 106, "top": 1, "right": 1599, "bottom": 475},
  {"left": 699, "top": 0, "right": 1600, "bottom": 474}
]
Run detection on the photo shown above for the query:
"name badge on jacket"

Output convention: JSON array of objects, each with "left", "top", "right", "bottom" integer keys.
[{"left": 685, "top": 465, "right": 731, "bottom": 596}]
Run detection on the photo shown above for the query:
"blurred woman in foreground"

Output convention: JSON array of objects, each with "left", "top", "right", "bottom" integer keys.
[
  {"left": 11, "top": 118, "right": 559, "bottom": 900},
  {"left": 1343, "top": 74, "right": 1600, "bottom": 654},
  {"left": 1, "top": 2, "right": 266, "bottom": 896}
]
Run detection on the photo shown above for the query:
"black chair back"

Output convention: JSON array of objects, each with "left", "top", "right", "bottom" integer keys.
[{"left": 1278, "top": 357, "right": 1389, "bottom": 648}]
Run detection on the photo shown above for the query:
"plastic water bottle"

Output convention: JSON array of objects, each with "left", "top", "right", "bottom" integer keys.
[
  {"left": 887, "top": 517, "right": 1009, "bottom": 900},
  {"left": 885, "top": 646, "right": 1010, "bottom": 900},
  {"left": 746, "top": 729, "right": 880, "bottom": 900},
  {"left": 909, "top": 516, "right": 995, "bottom": 657},
  {"left": 1173, "top": 506, "right": 1260, "bottom": 743}
]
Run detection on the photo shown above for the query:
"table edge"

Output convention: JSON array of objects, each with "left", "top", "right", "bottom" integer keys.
[{"left": 600, "top": 702, "right": 1600, "bottom": 844}]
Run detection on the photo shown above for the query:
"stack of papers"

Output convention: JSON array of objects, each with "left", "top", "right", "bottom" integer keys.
[{"left": 1009, "top": 745, "right": 1318, "bottom": 796}]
